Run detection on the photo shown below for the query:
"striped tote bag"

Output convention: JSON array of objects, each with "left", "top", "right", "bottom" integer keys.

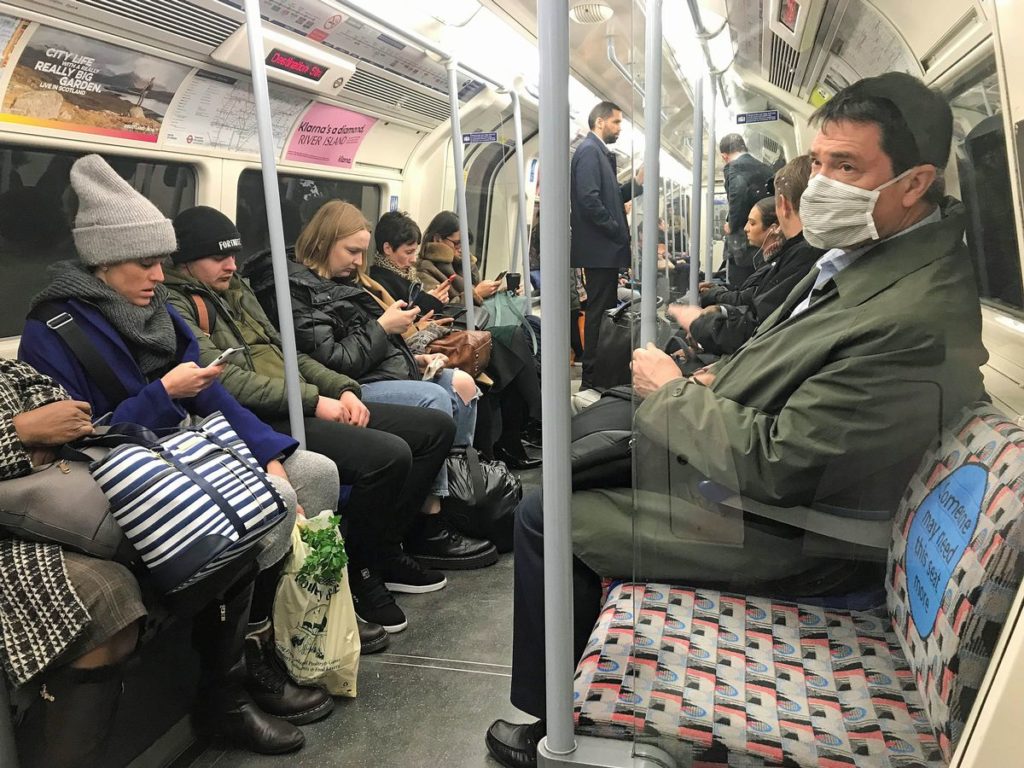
[{"left": 90, "top": 412, "right": 287, "bottom": 594}]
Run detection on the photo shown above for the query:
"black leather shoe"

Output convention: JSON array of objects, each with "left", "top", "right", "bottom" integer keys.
[
  {"left": 407, "top": 520, "right": 499, "bottom": 570},
  {"left": 485, "top": 719, "right": 545, "bottom": 768},
  {"left": 521, "top": 420, "right": 543, "bottom": 448},
  {"left": 358, "top": 616, "right": 390, "bottom": 655},
  {"left": 494, "top": 445, "right": 542, "bottom": 471},
  {"left": 245, "top": 621, "right": 334, "bottom": 725},
  {"left": 198, "top": 683, "right": 305, "bottom": 755}
]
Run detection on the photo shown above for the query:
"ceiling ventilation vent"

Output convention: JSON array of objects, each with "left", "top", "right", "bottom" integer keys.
[
  {"left": 73, "top": 0, "right": 238, "bottom": 49},
  {"left": 569, "top": 3, "right": 614, "bottom": 25},
  {"left": 343, "top": 69, "right": 449, "bottom": 125},
  {"left": 768, "top": 33, "right": 800, "bottom": 92}
]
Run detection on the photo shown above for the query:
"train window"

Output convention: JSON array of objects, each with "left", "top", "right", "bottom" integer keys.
[
  {"left": 950, "top": 69, "right": 1024, "bottom": 312},
  {"left": 0, "top": 146, "right": 196, "bottom": 339},
  {"left": 236, "top": 169, "right": 381, "bottom": 259}
]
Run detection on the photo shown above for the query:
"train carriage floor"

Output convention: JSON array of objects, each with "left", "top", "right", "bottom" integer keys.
[{"left": 189, "top": 463, "right": 543, "bottom": 768}]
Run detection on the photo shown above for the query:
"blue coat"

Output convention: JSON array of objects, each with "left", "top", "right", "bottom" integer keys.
[
  {"left": 18, "top": 298, "right": 297, "bottom": 468},
  {"left": 569, "top": 132, "right": 640, "bottom": 269}
]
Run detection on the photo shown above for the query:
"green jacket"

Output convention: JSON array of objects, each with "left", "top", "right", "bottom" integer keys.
[
  {"left": 635, "top": 203, "right": 987, "bottom": 513},
  {"left": 164, "top": 269, "right": 360, "bottom": 421}
]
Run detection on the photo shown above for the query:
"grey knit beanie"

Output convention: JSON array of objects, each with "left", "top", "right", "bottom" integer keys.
[{"left": 70, "top": 154, "right": 177, "bottom": 267}]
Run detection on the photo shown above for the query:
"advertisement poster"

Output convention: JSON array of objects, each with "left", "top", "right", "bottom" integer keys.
[
  {"left": 0, "top": 26, "right": 191, "bottom": 141},
  {"left": 0, "top": 13, "right": 29, "bottom": 70},
  {"left": 163, "top": 69, "right": 309, "bottom": 155},
  {"left": 285, "top": 102, "right": 376, "bottom": 168}
]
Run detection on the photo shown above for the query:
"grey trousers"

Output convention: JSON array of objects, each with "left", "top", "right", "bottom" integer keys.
[{"left": 261, "top": 449, "right": 339, "bottom": 570}]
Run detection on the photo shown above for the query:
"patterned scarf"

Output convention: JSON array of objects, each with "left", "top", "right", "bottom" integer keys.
[
  {"left": 374, "top": 253, "right": 417, "bottom": 282},
  {"left": 31, "top": 261, "right": 178, "bottom": 377}
]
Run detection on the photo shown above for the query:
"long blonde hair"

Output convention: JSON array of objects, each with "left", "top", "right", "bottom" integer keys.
[{"left": 294, "top": 200, "right": 371, "bottom": 279}]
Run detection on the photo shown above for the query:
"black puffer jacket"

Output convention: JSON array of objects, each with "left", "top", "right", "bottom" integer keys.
[
  {"left": 691, "top": 232, "right": 823, "bottom": 355},
  {"left": 243, "top": 250, "right": 418, "bottom": 383}
]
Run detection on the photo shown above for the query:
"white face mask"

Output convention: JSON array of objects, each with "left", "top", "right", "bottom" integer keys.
[{"left": 800, "top": 169, "right": 914, "bottom": 250}]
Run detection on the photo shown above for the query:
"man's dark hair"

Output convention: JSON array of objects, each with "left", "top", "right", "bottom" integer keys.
[
  {"left": 810, "top": 92, "right": 945, "bottom": 205},
  {"left": 588, "top": 101, "right": 621, "bottom": 129},
  {"left": 374, "top": 210, "right": 421, "bottom": 254},
  {"left": 719, "top": 133, "right": 747, "bottom": 154}
]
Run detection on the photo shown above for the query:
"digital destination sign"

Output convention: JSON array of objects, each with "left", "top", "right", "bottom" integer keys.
[{"left": 266, "top": 48, "right": 326, "bottom": 82}]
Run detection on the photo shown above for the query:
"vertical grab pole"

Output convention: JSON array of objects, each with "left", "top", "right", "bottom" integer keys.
[
  {"left": 536, "top": 0, "right": 575, "bottom": 758},
  {"left": 242, "top": 0, "right": 305, "bottom": 447},
  {"left": 688, "top": 75, "right": 704, "bottom": 306},
  {"left": 703, "top": 78, "right": 717, "bottom": 275},
  {"left": 640, "top": 0, "right": 663, "bottom": 346},
  {"left": 662, "top": 177, "right": 671, "bottom": 280},
  {"left": 446, "top": 60, "right": 476, "bottom": 329},
  {"left": 510, "top": 89, "right": 533, "bottom": 311}
]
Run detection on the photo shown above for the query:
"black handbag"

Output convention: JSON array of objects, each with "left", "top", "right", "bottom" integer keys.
[
  {"left": 571, "top": 387, "right": 635, "bottom": 491},
  {"left": 442, "top": 447, "right": 521, "bottom": 552},
  {"left": 590, "top": 299, "right": 675, "bottom": 391}
]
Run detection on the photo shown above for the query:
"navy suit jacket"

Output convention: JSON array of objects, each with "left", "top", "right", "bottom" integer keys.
[{"left": 569, "top": 132, "right": 640, "bottom": 269}]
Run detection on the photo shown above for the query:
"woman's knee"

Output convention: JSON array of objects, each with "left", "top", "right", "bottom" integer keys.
[{"left": 451, "top": 370, "right": 478, "bottom": 405}]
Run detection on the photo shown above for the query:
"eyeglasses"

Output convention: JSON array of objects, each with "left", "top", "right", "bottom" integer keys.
[{"left": 443, "top": 236, "right": 462, "bottom": 250}]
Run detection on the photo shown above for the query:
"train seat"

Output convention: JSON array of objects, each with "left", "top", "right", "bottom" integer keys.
[{"left": 572, "top": 405, "right": 1024, "bottom": 767}]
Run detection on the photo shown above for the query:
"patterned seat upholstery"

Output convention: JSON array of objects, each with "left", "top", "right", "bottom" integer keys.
[{"left": 573, "top": 407, "right": 1024, "bottom": 767}]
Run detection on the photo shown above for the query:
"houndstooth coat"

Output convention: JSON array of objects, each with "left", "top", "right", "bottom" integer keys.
[{"left": 0, "top": 359, "right": 90, "bottom": 687}]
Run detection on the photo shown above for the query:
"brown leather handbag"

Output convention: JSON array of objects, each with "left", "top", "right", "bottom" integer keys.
[{"left": 427, "top": 330, "right": 492, "bottom": 377}]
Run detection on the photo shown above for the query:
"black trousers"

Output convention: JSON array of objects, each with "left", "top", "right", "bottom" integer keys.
[
  {"left": 272, "top": 403, "right": 455, "bottom": 568},
  {"left": 580, "top": 267, "right": 620, "bottom": 389},
  {"left": 509, "top": 490, "right": 602, "bottom": 720}
]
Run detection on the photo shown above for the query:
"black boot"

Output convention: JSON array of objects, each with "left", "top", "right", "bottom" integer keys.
[
  {"left": 357, "top": 616, "right": 390, "bottom": 655},
  {"left": 245, "top": 620, "right": 334, "bottom": 724},
  {"left": 16, "top": 663, "right": 125, "bottom": 768},
  {"left": 193, "top": 583, "right": 304, "bottom": 755}
]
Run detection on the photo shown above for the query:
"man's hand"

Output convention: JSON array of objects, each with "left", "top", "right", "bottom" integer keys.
[
  {"left": 339, "top": 390, "right": 370, "bottom": 428},
  {"left": 692, "top": 366, "right": 717, "bottom": 387},
  {"left": 631, "top": 344, "right": 684, "bottom": 399},
  {"left": 314, "top": 395, "right": 346, "bottom": 422},
  {"left": 13, "top": 400, "right": 94, "bottom": 447},
  {"left": 667, "top": 303, "right": 704, "bottom": 332},
  {"left": 723, "top": 222, "right": 731, "bottom": 235},
  {"left": 698, "top": 281, "right": 716, "bottom": 294},
  {"left": 635, "top": 166, "right": 645, "bottom": 186}
]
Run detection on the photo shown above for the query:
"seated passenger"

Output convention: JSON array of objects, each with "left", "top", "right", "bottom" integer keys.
[
  {"left": 17, "top": 155, "right": 336, "bottom": 753},
  {"left": 417, "top": 211, "right": 543, "bottom": 465},
  {"left": 164, "top": 205, "right": 468, "bottom": 633},
  {"left": 240, "top": 201, "right": 499, "bottom": 569},
  {"left": 670, "top": 156, "right": 823, "bottom": 355},
  {"left": 0, "top": 360, "right": 296, "bottom": 763},
  {"left": 485, "top": 72, "right": 990, "bottom": 768}
]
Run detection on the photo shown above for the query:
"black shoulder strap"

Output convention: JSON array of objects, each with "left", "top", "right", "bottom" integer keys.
[{"left": 28, "top": 301, "right": 130, "bottom": 405}]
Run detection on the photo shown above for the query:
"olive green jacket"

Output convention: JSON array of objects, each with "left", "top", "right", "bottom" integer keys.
[
  {"left": 635, "top": 203, "right": 988, "bottom": 513},
  {"left": 164, "top": 269, "right": 360, "bottom": 421}
]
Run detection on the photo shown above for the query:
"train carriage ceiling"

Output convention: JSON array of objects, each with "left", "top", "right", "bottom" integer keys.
[{"left": 19, "top": 0, "right": 994, "bottom": 162}]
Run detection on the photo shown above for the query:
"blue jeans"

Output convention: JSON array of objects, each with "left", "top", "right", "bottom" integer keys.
[{"left": 360, "top": 376, "right": 479, "bottom": 494}]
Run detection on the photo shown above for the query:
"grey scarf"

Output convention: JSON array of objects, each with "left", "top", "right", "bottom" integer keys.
[{"left": 32, "top": 261, "right": 178, "bottom": 377}]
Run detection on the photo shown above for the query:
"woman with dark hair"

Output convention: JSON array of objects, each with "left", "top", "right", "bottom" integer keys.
[
  {"left": 416, "top": 211, "right": 543, "bottom": 467},
  {"left": 669, "top": 156, "right": 823, "bottom": 355},
  {"left": 18, "top": 155, "right": 339, "bottom": 756}
]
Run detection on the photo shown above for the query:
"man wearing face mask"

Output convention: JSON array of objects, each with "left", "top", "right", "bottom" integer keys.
[{"left": 486, "top": 73, "right": 989, "bottom": 768}]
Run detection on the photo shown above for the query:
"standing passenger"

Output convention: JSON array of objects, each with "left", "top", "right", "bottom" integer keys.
[
  {"left": 720, "top": 133, "right": 775, "bottom": 287},
  {"left": 570, "top": 101, "right": 643, "bottom": 391}
]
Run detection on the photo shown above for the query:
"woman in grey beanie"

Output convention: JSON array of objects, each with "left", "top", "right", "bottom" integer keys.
[{"left": 18, "top": 154, "right": 337, "bottom": 755}]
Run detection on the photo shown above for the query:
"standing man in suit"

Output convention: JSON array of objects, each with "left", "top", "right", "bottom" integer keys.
[
  {"left": 720, "top": 133, "right": 774, "bottom": 286},
  {"left": 570, "top": 101, "right": 643, "bottom": 390}
]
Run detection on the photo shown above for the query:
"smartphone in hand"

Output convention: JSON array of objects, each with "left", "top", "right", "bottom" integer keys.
[{"left": 207, "top": 347, "right": 243, "bottom": 367}]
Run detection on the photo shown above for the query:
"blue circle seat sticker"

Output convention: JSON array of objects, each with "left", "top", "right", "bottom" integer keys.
[{"left": 906, "top": 464, "right": 987, "bottom": 637}]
